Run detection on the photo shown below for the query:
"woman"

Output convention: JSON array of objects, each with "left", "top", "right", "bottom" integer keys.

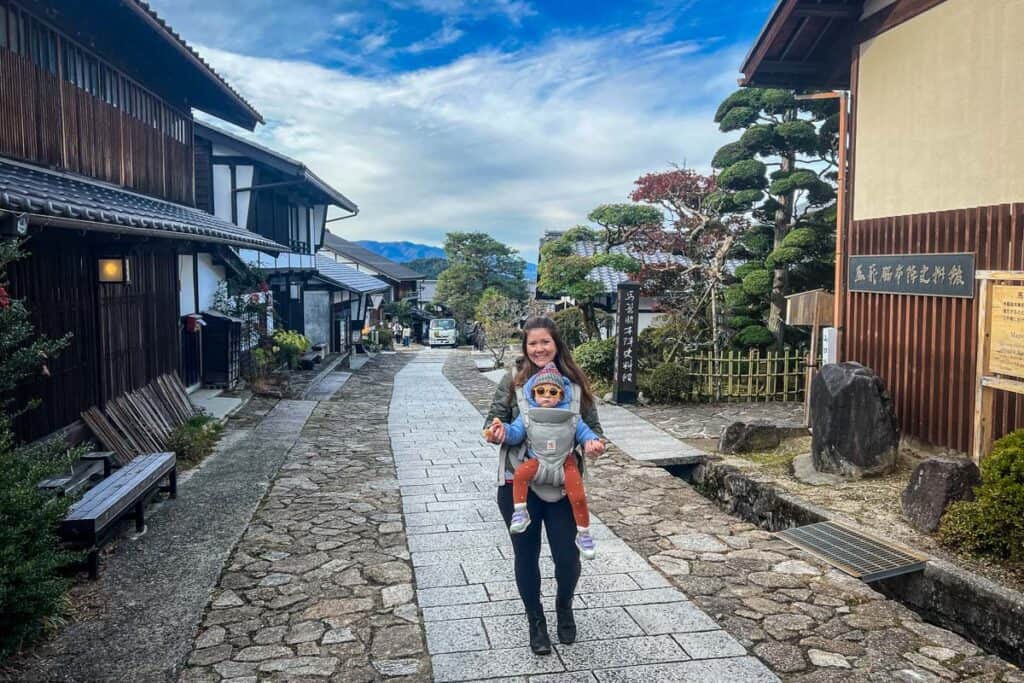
[{"left": 483, "top": 316, "right": 605, "bottom": 655}]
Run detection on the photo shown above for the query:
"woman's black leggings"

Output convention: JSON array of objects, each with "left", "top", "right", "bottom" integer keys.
[{"left": 496, "top": 484, "right": 580, "bottom": 615}]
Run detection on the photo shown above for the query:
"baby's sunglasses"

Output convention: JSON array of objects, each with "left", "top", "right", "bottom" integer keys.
[{"left": 533, "top": 385, "right": 563, "bottom": 398}]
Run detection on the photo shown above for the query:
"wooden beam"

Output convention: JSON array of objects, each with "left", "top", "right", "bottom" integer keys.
[
  {"left": 858, "top": 0, "right": 947, "bottom": 43},
  {"left": 741, "top": 0, "right": 801, "bottom": 83},
  {"left": 757, "top": 60, "right": 831, "bottom": 75},
  {"left": 793, "top": 3, "right": 862, "bottom": 19}
]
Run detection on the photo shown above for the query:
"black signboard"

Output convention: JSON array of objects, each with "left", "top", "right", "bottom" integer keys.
[
  {"left": 613, "top": 282, "right": 641, "bottom": 404},
  {"left": 847, "top": 252, "right": 975, "bottom": 298}
]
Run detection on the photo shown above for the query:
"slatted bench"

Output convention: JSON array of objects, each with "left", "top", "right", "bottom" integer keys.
[{"left": 59, "top": 452, "right": 177, "bottom": 578}]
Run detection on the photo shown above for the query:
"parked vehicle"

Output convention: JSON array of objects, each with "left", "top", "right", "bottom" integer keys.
[{"left": 428, "top": 318, "right": 458, "bottom": 347}]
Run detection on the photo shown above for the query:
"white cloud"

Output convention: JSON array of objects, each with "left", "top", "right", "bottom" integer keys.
[
  {"left": 405, "top": 21, "right": 465, "bottom": 53},
  {"left": 393, "top": 0, "right": 535, "bottom": 25},
  {"left": 198, "top": 30, "right": 745, "bottom": 261}
]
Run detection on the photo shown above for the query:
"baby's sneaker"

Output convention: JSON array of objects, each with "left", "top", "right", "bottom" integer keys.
[
  {"left": 575, "top": 528, "right": 596, "bottom": 560},
  {"left": 509, "top": 506, "right": 531, "bottom": 534}
]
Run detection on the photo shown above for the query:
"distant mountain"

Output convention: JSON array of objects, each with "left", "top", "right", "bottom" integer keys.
[
  {"left": 356, "top": 240, "right": 538, "bottom": 282},
  {"left": 405, "top": 257, "right": 448, "bottom": 279},
  {"left": 355, "top": 240, "right": 445, "bottom": 263}
]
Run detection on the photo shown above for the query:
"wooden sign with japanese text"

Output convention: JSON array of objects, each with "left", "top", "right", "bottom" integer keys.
[
  {"left": 988, "top": 285, "right": 1024, "bottom": 379},
  {"left": 613, "top": 282, "right": 641, "bottom": 404},
  {"left": 848, "top": 253, "right": 974, "bottom": 298}
]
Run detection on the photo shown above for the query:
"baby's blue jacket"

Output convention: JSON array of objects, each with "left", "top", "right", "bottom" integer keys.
[{"left": 503, "top": 374, "right": 600, "bottom": 448}]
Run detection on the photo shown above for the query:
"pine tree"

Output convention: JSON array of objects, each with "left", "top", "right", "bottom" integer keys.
[{"left": 711, "top": 88, "right": 838, "bottom": 348}]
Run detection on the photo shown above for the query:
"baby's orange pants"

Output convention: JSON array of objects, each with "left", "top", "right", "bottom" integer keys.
[{"left": 512, "top": 455, "right": 589, "bottom": 529}]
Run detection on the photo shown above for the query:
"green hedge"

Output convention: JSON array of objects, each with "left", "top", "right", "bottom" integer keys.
[
  {"left": 639, "top": 363, "right": 690, "bottom": 404},
  {"left": 939, "top": 429, "right": 1024, "bottom": 562},
  {"left": 573, "top": 338, "right": 616, "bottom": 383}
]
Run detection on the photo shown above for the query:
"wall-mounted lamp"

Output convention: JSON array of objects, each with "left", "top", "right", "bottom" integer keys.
[{"left": 98, "top": 256, "right": 130, "bottom": 284}]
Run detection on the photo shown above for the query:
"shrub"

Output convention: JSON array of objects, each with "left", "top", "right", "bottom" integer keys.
[
  {"left": 167, "top": 415, "right": 225, "bottom": 468},
  {"left": 271, "top": 329, "right": 310, "bottom": 369},
  {"left": 939, "top": 429, "right": 1024, "bottom": 562},
  {"left": 551, "top": 307, "right": 587, "bottom": 349},
  {"left": 0, "top": 433, "right": 82, "bottom": 660},
  {"left": 639, "top": 363, "right": 690, "bottom": 404},
  {"left": 573, "top": 338, "right": 616, "bottom": 384}
]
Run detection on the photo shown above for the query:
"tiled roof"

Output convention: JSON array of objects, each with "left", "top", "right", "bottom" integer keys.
[
  {"left": 0, "top": 159, "right": 286, "bottom": 252},
  {"left": 321, "top": 233, "right": 425, "bottom": 281},
  {"left": 571, "top": 239, "right": 690, "bottom": 294},
  {"left": 314, "top": 256, "right": 390, "bottom": 293}
]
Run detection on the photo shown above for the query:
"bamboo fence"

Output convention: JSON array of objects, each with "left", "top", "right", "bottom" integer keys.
[{"left": 677, "top": 348, "right": 810, "bottom": 403}]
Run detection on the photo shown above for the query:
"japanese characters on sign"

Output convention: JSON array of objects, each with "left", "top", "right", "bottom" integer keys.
[
  {"left": 613, "top": 282, "right": 641, "bottom": 404},
  {"left": 847, "top": 252, "right": 975, "bottom": 298},
  {"left": 989, "top": 285, "right": 1024, "bottom": 380}
]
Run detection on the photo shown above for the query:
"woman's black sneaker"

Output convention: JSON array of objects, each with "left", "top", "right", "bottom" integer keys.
[{"left": 527, "top": 612, "right": 552, "bottom": 655}]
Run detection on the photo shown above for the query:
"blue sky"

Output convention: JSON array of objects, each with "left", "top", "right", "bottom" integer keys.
[{"left": 152, "top": 0, "right": 776, "bottom": 261}]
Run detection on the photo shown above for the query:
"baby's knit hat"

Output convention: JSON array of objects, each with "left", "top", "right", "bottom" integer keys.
[{"left": 533, "top": 363, "right": 564, "bottom": 389}]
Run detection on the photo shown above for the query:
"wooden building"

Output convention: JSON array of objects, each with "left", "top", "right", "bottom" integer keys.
[
  {"left": 319, "top": 233, "right": 425, "bottom": 327},
  {"left": 194, "top": 122, "right": 388, "bottom": 353},
  {"left": 742, "top": 0, "right": 1024, "bottom": 453},
  {"left": 0, "top": 0, "right": 286, "bottom": 441}
]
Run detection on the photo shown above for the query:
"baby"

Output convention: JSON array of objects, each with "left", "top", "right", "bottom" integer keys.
[{"left": 486, "top": 363, "right": 603, "bottom": 559}]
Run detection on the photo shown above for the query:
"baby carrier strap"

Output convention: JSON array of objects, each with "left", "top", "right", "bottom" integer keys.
[{"left": 515, "top": 386, "right": 531, "bottom": 427}]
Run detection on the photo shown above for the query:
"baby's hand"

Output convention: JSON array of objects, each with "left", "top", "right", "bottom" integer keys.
[
  {"left": 484, "top": 418, "right": 506, "bottom": 444},
  {"left": 583, "top": 439, "right": 606, "bottom": 457}
]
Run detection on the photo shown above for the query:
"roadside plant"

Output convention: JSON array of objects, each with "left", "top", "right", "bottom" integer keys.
[
  {"left": 572, "top": 338, "right": 616, "bottom": 385},
  {"left": 271, "top": 329, "right": 310, "bottom": 369},
  {"left": 475, "top": 288, "right": 524, "bottom": 369},
  {"left": 639, "top": 363, "right": 691, "bottom": 404},
  {"left": 0, "top": 239, "right": 80, "bottom": 661},
  {"left": 939, "top": 429, "right": 1024, "bottom": 562},
  {"left": 166, "top": 415, "right": 225, "bottom": 469}
]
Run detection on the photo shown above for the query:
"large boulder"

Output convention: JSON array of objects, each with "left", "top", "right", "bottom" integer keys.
[
  {"left": 811, "top": 362, "right": 899, "bottom": 478},
  {"left": 901, "top": 457, "right": 980, "bottom": 533},
  {"left": 719, "top": 421, "right": 782, "bottom": 454}
]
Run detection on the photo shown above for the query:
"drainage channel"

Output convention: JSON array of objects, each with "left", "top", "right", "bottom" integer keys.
[{"left": 666, "top": 459, "right": 1024, "bottom": 669}]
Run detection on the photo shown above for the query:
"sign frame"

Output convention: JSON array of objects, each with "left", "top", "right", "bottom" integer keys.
[
  {"left": 848, "top": 252, "right": 975, "bottom": 298},
  {"left": 972, "top": 271, "right": 1024, "bottom": 464}
]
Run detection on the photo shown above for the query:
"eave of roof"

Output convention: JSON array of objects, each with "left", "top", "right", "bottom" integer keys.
[
  {"left": 320, "top": 233, "right": 426, "bottom": 281},
  {"left": 0, "top": 158, "right": 285, "bottom": 253},
  {"left": 196, "top": 123, "right": 358, "bottom": 213},
  {"left": 313, "top": 255, "right": 390, "bottom": 294},
  {"left": 740, "top": 0, "right": 864, "bottom": 89}
]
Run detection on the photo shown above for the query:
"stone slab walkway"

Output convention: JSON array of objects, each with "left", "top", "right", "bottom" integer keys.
[
  {"left": 8, "top": 398, "right": 316, "bottom": 683},
  {"left": 391, "top": 350, "right": 778, "bottom": 682},
  {"left": 446, "top": 353, "right": 1021, "bottom": 682}
]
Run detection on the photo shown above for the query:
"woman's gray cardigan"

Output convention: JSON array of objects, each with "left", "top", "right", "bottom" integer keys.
[{"left": 485, "top": 370, "right": 604, "bottom": 501}]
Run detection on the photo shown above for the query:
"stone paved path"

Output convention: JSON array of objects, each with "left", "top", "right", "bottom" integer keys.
[
  {"left": 183, "top": 352, "right": 433, "bottom": 682},
  {"left": 8, "top": 398, "right": 316, "bottom": 683},
  {"left": 444, "top": 351, "right": 1022, "bottom": 683},
  {"left": 596, "top": 402, "right": 704, "bottom": 466},
  {"left": 391, "top": 350, "right": 778, "bottom": 682}
]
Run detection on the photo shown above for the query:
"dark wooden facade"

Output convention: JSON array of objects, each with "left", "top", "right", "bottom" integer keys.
[
  {"left": 10, "top": 232, "right": 181, "bottom": 441},
  {"left": 844, "top": 205, "right": 1024, "bottom": 453},
  {"left": 0, "top": 0, "right": 194, "bottom": 204}
]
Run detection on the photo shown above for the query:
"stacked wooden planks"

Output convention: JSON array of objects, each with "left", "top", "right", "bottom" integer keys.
[{"left": 81, "top": 373, "right": 198, "bottom": 465}]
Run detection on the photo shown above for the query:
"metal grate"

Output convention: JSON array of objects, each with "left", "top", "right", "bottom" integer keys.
[{"left": 776, "top": 521, "right": 928, "bottom": 582}]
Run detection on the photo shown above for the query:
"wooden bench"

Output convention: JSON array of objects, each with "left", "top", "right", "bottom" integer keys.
[{"left": 59, "top": 452, "right": 177, "bottom": 578}]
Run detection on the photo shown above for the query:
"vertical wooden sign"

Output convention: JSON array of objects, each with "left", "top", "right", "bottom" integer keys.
[{"left": 613, "top": 282, "right": 641, "bottom": 404}]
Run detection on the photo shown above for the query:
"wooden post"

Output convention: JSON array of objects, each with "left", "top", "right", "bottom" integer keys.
[{"left": 972, "top": 276, "right": 993, "bottom": 464}]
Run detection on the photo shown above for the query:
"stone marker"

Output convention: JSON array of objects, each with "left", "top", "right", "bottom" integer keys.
[
  {"left": 901, "top": 457, "right": 980, "bottom": 533},
  {"left": 810, "top": 362, "right": 899, "bottom": 478},
  {"left": 719, "top": 420, "right": 782, "bottom": 454}
]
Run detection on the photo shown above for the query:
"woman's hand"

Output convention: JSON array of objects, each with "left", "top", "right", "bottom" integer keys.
[
  {"left": 484, "top": 418, "right": 506, "bottom": 444},
  {"left": 583, "top": 439, "right": 606, "bottom": 458}
]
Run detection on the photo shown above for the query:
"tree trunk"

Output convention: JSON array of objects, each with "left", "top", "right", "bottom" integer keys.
[
  {"left": 769, "top": 150, "right": 795, "bottom": 351},
  {"left": 582, "top": 302, "right": 600, "bottom": 340}
]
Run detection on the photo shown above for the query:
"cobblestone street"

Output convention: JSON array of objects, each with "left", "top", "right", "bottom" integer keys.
[{"left": 174, "top": 348, "right": 1022, "bottom": 682}]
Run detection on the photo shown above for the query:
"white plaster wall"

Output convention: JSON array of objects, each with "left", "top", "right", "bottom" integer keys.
[
  {"left": 311, "top": 205, "right": 327, "bottom": 250},
  {"left": 304, "top": 291, "right": 331, "bottom": 346},
  {"left": 236, "top": 165, "right": 254, "bottom": 228},
  {"left": 212, "top": 165, "right": 232, "bottom": 222},
  {"left": 179, "top": 254, "right": 196, "bottom": 315},
  {"left": 196, "top": 253, "right": 226, "bottom": 312}
]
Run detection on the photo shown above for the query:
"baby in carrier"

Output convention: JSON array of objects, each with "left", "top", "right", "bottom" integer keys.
[{"left": 485, "top": 363, "right": 602, "bottom": 559}]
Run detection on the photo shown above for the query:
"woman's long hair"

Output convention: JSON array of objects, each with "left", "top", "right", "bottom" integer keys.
[{"left": 511, "top": 316, "right": 595, "bottom": 411}]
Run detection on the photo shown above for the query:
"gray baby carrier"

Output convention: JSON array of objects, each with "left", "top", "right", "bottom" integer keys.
[{"left": 495, "top": 382, "right": 585, "bottom": 503}]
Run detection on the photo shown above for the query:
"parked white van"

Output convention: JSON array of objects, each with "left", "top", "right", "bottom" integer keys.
[{"left": 428, "top": 318, "right": 458, "bottom": 347}]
